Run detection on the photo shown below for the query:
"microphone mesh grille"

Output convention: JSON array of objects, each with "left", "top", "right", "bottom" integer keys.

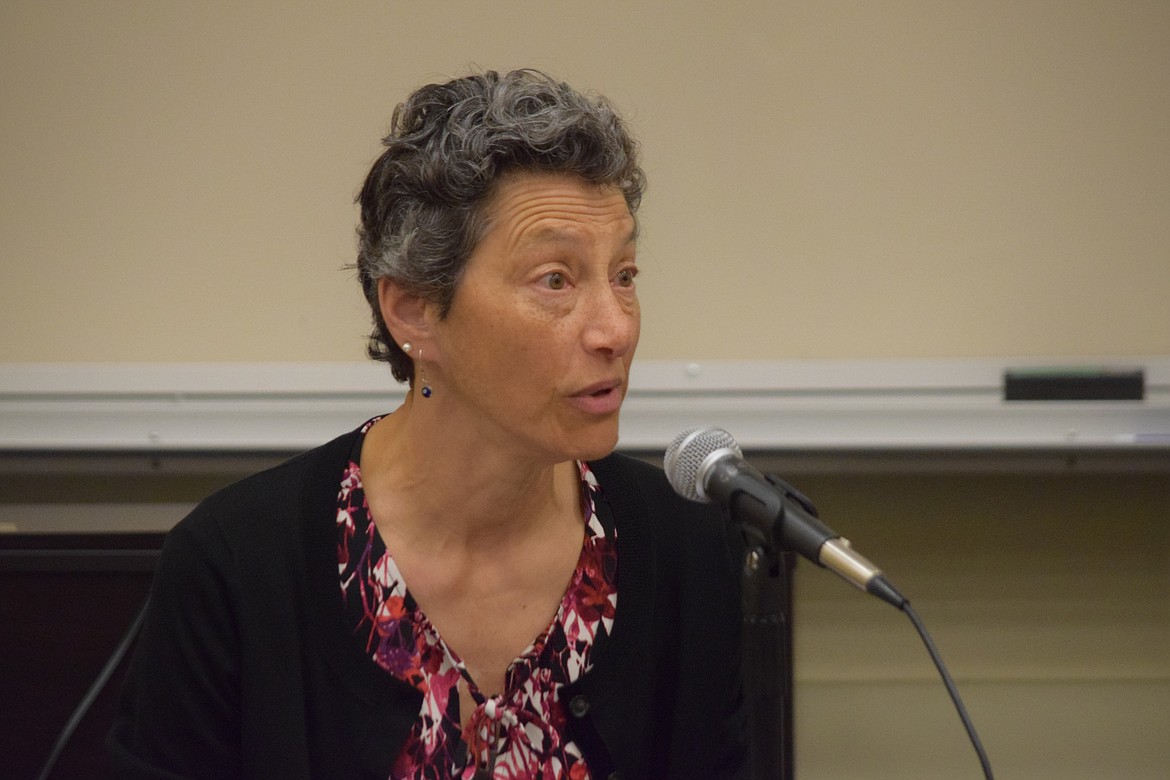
[{"left": 663, "top": 426, "right": 740, "bottom": 502}]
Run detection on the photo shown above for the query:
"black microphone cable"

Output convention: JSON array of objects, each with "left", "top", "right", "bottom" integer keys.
[
  {"left": 901, "top": 598, "right": 995, "bottom": 780},
  {"left": 35, "top": 594, "right": 150, "bottom": 780}
]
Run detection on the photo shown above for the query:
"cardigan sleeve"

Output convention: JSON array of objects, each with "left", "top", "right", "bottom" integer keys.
[
  {"left": 107, "top": 431, "right": 418, "bottom": 780},
  {"left": 107, "top": 507, "right": 245, "bottom": 779}
]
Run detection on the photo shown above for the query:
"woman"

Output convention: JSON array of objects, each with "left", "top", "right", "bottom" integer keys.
[{"left": 109, "top": 69, "right": 746, "bottom": 779}]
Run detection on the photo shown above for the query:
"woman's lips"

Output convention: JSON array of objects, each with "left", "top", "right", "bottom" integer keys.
[{"left": 568, "top": 380, "right": 625, "bottom": 415}]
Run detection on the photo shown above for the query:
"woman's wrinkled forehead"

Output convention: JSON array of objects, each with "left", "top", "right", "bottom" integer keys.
[{"left": 477, "top": 170, "right": 638, "bottom": 244}]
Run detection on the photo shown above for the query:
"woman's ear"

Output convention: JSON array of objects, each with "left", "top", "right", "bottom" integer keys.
[{"left": 377, "top": 278, "right": 433, "bottom": 350}]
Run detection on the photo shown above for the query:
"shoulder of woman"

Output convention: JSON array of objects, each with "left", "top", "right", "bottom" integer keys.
[{"left": 166, "top": 427, "right": 361, "bottom": 561}]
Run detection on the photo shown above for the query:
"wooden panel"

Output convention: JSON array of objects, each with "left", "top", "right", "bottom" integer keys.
[
  {"left": 788, "top": 470, "right": 1170, "bottom": 778},
  {"left": 795, "top": 680, "right": 1170, "bottom": 780}
]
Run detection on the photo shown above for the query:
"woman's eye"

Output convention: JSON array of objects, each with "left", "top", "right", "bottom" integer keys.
[
  {"left": 545, "top": 272, "right": 567, "bottom": 290},
  {"left": 614, "top": 268, "right": 638, "bottom": 287}
]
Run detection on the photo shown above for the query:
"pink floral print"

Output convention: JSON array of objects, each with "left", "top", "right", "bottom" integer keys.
[{"left": 337, "top": 422, "right": 617, "bottom": 779}]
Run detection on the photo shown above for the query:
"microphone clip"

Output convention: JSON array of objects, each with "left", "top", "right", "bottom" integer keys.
[
  {"left": 763, "top": 473, "right": 820, "bottom": 519},
  {"left": 737, "top": 474, "right": 821, "bottom": 576}
]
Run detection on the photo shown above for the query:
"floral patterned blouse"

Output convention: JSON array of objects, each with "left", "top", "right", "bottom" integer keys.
[{"left": 336, "top": 420, "right": 619, "bottom": 779}]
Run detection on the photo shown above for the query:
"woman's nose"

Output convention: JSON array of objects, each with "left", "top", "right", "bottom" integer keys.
[{"left": 582, "top": 286, "right": 639, "bottom": 357}]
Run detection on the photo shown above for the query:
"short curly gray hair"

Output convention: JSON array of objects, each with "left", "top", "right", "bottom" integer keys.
[{"left": 355, "top": 69, "right": 646, "bottom": 383}]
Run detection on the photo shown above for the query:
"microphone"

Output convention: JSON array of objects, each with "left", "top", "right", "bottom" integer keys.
[{"left": 665, "top": 426, "right": 905, "bottom": 608}]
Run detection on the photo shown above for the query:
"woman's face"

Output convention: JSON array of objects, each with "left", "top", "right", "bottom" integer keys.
[{"left": 430, "top": 172, "right": 640, "bottom": 464}]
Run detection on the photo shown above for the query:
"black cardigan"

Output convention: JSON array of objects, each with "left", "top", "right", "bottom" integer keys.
[{"left": 108, "top": 427, "right": 747, "bottom": 779}]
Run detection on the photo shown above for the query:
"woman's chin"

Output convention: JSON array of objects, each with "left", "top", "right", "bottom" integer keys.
[{"left": 567, "top": 422, "right": 622, "bottom": 463}]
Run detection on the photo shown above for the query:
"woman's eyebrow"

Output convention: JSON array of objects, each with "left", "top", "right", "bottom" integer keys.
[{"left": 517, "top": 223, "right": 639, "bottom": 249}]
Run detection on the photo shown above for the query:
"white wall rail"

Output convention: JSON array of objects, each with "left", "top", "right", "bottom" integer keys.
[{"left": 1, "top": 359, "right": 1168, "bottom": 457}]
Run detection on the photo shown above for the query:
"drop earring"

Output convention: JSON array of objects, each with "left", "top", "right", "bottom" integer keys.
[{"left": 417, "top": 348, "right": 433, "bottom": 398}]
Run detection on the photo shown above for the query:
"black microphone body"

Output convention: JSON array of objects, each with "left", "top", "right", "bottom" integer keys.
[
  {"left": 703, "top": 454, "right": 835, "bottom": 563},
  {"left": 665, "top": 427, "right": 905, "bottom": 608}
]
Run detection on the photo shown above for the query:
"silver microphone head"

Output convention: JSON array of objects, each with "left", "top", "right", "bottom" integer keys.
[{"left": 664, "top": 426, "right": 742, "bottom": 502}]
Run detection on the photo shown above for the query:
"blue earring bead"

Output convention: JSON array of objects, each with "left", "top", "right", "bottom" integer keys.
[{"left": 418, "top": 348, "right": 433, "bottom": 399}]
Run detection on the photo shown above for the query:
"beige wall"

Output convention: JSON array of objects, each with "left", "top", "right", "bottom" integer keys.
[
  {"left": 3, "top": 2, "right": 1169, "bottom": 778},
  {"left": 2, "top": 1, "right": 1169, "bottom": 362}
]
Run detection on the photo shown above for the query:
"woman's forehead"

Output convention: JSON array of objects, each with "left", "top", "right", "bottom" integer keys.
[{"left": 483, "top": 173, "right": 635, "bottom": 249}]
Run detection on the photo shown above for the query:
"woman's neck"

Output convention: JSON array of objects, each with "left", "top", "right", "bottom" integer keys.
[{"left": 358, "top": 396, "right": 581, "bottom": 550}]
